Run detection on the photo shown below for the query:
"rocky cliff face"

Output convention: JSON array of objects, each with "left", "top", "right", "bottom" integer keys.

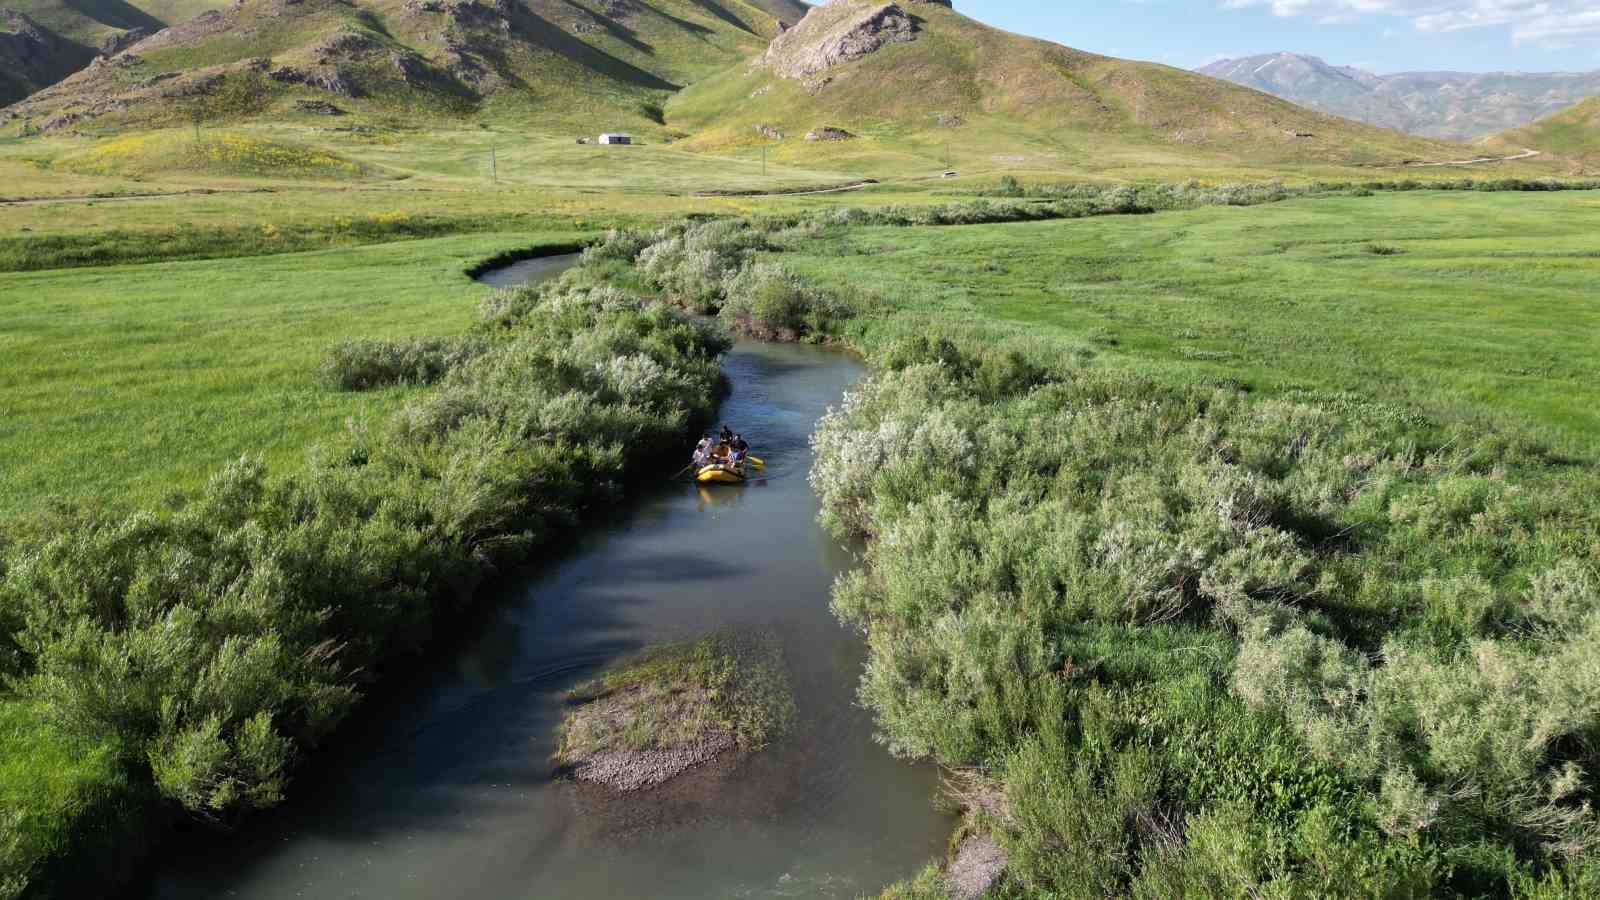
[{"left": 762, "top": 0, "right": 950, "bottom": 81}]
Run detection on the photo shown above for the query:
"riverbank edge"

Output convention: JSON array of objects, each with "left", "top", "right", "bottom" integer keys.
[
  {"left": 462, "top": 242, "right": 591, "bottom": 281},
  {"left": 0, "top": 241, "right": 731, "bottom": 899}
]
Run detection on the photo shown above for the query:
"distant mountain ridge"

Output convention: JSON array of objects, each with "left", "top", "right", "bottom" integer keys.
[{"left": 1199, "top": 52, "right": 1600, "bottom": 141}]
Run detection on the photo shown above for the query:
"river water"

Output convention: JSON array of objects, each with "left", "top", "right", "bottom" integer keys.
[
  {"left": 473, "top": 253, "right": 582, "bottom": 289},
  {"left": 138, "top": 259, "right": 952, "bottom": 899}
]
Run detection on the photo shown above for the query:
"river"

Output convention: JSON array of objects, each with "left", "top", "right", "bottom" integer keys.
[{"left": 137, "top": 256, "right": 952, "bottom": 899}]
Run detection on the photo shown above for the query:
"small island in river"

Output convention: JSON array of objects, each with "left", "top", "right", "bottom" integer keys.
[{"left": 554, "top": 629, "right": 796, "bottom": 792}]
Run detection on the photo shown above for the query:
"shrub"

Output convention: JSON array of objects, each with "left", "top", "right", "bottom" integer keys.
[
  {"left": 636, "top": 218, "right": 770, "bottom": 312},
  {"left": 318, "top": 336, "right": 491, "bottom": 391},
  {"left": 719, "top": 262, "right": 849, "bottom": 340},
  {"left": 810, "top": 292, "right": 1600, "bottom": 893}
]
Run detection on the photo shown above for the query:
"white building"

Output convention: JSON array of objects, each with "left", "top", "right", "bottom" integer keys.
[{"left": 598, "top": 133, "right": 632, "bottom": 145}]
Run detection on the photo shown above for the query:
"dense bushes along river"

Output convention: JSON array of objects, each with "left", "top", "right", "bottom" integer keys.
[
  {"left": 0, "top": 272, "right": 728, "bottom": 896},
  {"left": 591, "top": 208, "right": 1600, "bottom": 896}
]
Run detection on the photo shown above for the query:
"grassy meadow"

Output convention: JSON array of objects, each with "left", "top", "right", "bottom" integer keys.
[
  {"left": 2, "top": 128, "right": 1600, "bottom": 898},
  {"left": 0, "top": 231, "right": 586, "bottom": 515},
  {"left": 4, "top": 0, "right": 1599, "bottom": 890},
  {"left": 785, "top": 191, "right": 1600, "bottom": 448}
]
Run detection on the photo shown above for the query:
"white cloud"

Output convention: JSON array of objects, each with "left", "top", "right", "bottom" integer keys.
[{"left": 1221, "top": 0, "right": 1600, "bottom": 45}]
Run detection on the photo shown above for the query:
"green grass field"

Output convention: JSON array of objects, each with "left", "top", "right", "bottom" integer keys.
[
  {"left": 784, "top": 190, "right": 1600, "bottom": 450},
  {"left": 4, "top": 171, "right": 1600, "bottom": 896},
  {"left": 4, "top": 189, "right": 1594, "bottom": 520},
  {"left": 0, "top": 231, "right": 584, "bottom": 515}
]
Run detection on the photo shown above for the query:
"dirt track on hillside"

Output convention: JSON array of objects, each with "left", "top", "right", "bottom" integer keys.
[{"left": 1391, "top": 148, "right": 1542, "bottom": 169}]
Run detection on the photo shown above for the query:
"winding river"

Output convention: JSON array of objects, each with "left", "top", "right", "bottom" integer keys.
[{"left": 138, "top": 257, "right": 952, "bottom": 899}]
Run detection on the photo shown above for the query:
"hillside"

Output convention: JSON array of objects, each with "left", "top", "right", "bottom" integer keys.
[
  {"left": 1199, "top": 52, "right": 1600, "bottom": 141},
  {"left": 0, "top": 0, "right": 802, "bottom": 133},
  {"left": 0, "top": 9, "right": 96, "bottom": 106},
  {"left": 1485, "top": 96, "right": 1600, "bottom": 173},
  {"left": 669, "top": 1, "right": 1465, "bottom": 175}
]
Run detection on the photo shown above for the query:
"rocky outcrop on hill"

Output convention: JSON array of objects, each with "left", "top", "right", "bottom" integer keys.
[
  {"left": 762, "top": 1, "right": 939, "bottom": 80},
  {"left": 294, "top": 98, "right": 344, "bottom": 114},
  {"left": 269, "top": 64, "right": 359, "bottom": 97},
  {"left": 133, "top": 10, "right": 231, "bottom": 55},
  {"left": 805, "top": 126, "right": 854, "bottom": 141},
  {"left": 99, "top": 28, "right": 151, "bottom": 58}
]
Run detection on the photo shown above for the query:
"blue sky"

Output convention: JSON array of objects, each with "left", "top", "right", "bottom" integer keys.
[{"left": 969, "top": 1, "right": 1600, "bottom": 74}]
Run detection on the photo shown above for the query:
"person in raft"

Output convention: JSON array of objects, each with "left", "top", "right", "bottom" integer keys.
[
  {"left": 720, "top": 424, "right": 735, "bottom": 444},
  {"left": 693, "top": 434, "right": 716, "bottom": 467},
  {"left": 729, "top": 434, "right": 750, "bottom": 467}
]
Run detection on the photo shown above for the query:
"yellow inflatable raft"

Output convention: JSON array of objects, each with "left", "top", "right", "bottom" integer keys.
[{"left": 696, "top": 461, "right": 747, "bottom": 484}]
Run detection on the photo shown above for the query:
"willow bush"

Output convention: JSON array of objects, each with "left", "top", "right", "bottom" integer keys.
[
  {"left": 811, "top": 332, "right": 1600, "bottom": 895},
  {"left": 318, "top": 336, "right": 491, "bottom": 391}
]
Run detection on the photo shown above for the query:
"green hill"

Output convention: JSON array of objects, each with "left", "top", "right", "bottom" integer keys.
[
  {"left": 2, "top": 0, "right": 227, "bottom": 43},
  {"left": 3, "top": 0, "right": 801, "bottom": 132},
  {"left": 0, "top": 9, "right": 96, "bottom": 106},
  {"left": 0, "top": 0, "right": 234, "bottom": 110},
  {"left": 1485, "top": 96, "right": 1600, "bottom": 173},
  {"left": 4, "top": 0, "right": 1499, "bottom": 182},
  {"left": 668, "top": 0, "right": 1468, "bottom": 175}
]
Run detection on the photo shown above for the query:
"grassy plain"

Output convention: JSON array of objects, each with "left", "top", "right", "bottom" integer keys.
[
  {"left": 3, "top": 144, "right": 1598, "bottom": 896},
  {"left": 0, "top": 231, "right": 584, "bottom": 515},
  {"left": 785, "top": 190, "right": 1600, "bottom": 449}
]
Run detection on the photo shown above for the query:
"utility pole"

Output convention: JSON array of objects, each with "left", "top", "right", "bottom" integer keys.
[
  {"left": 490, "top": 147, "right": 498, "bottom": 184},
  {"left": 762, "top": 144, "right": 768, "bottom": 178}
]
